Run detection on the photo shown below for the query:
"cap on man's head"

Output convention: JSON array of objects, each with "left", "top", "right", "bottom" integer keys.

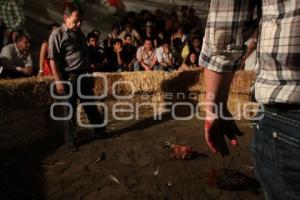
[{"left": 145, "top": 21, "right": 153, "bottom": 27}]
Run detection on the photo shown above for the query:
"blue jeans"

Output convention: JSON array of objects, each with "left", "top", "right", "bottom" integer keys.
[
  {"left": 252, "top": 106, "right": 300, "bottom": 200},
  {"left": 133, "top": 61, "right": 163, "bottom": 71}
]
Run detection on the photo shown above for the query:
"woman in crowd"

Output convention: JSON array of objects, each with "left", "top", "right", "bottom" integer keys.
[
  {"left": 179, "top": 51, "right": 202, "bottom": 71},
  {"left": 38, "top": 23, "right": 59, "bottom": 76},
  {"left": 107, "top": 24, "right": 120, "bottom": 48},
  {"left": 119, "top": 22, "right": 141, "bottom": 47}
]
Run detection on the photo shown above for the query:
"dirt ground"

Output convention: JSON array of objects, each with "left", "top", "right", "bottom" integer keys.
[{"left": 0, "top": 116, "right": 265, "bottom": 200}]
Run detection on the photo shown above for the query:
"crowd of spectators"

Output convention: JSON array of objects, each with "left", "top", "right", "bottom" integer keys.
[{"left": 0, "top": 0, "right": 204, "bottom": 79}]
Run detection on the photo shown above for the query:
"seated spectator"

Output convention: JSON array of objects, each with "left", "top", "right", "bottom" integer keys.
[
  {"left": 91, "top": 28, "right": 101, "bottom": 44},
  {"left": 156, "top": 39, "right": 175, "bottom": 72},
  {"left": 0, "top": 34, "right": 34, "bottom": 78},
  {"left": 141, "top": 21, "right": 158, "bottom": 47},
  {"left": 107, "top": 24, "right": 120, "bottom": 48},
  {"left": 104, "top": 39, "right": 125, "bottom": 72},
  {"left": 38, "top": 23, "right": 59, "bottom": 76},
  {"left": 119, "top": 22, "right": 141, "bottom": 47},
  {"left": 189, "top": 36, "right": 202, "bottom": 58},
  {"left": 172, "top": 38, "right": 184, "bottom": 69},
  {"left": 135, "top": 37, "right": 158, "bottom": 71},
  {"left": 171, "top": 24, "right": 187, "bottom": 44},
  {"left": 122, "top": 34, "right": 137, "bottom": 71},
  {"left": 87, "top": 32, "right": 105, "bottom": 72},
  {"left": 187, "top": 27, "right": 203, "bottom": 43},
  {"left": 179, "top": 51, "right": 202, "bottom": 71}
]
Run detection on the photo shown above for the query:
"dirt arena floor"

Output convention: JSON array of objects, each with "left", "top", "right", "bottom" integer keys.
[{"left": 0, "top": 116, "right": 265, "bottom": 200}]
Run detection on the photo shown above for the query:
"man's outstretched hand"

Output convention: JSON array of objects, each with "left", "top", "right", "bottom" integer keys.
[{"left": 205, "top": 116, "right": 244, "bottom": 157}]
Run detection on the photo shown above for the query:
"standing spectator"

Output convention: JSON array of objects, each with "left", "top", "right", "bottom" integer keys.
[
  {"left": 49, "top": 4, "right": 106, "bottom": 152},
  {"left": 0, "top": 0, "right": 25, "bottom": 44},
  {"left": 135, "top": 37, "right": 157, "bottom": 71},
  {"left": 199, "top": 1, "right": 300, "bottom": 199},
  {"left": 153, "top": 9, "right": 165, "bottom": 35},
  {"left": 107, "top": 24, "right": 119, "bottom": 48},
  {"left": 87, "top": 32, "right": 105, "bottom": 72},
  {"left": 156, "top": 39, "right": 175, "bottom": 72},
  {"left": 141, "top": 21, "right": 158, "bottom": 47},
  {"left": 0, "top": 33, "right": 33, "bottom": 78},
  {"left": 179, "top": 5, "right": 189, "bottom": 32},
  {"left": 138, "top": 9, "right": 153, "bottom": 33},
  {"left": 38, "top": 23, "right": 59, "bottom": 77},
  {"left": 119, "top": 22, "right": 141, "bottom": 47},
  {"left": 171, "top": 24, "right": 187, "bottom": 45},
  {"left": 122, "top": 34, "right": 136, "bottom": 71},
  {"left": 104, "top": 38, "right": 124, "bottom": 72},
  {"left": 179, "top": 51, "right": 201, "bottom": 71},
  {"left": 186, "top": 7, "right": 201, "bottom": 33},
  {"left": 165, "top": 11, "right": 179, "bottom": 40}
]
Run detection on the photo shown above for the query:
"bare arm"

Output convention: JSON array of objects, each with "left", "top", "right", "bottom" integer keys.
[
  {"left": 50, "top": 60, "right": 65, "bottom": 95},
  {"left": 149, "top": 56, "right": 157, "bottom": 70},
  {"left": 39, "top": 42, "right": 48, "bottom": 75},
  {"left": 116, "top": 51, "right": 124, "bottom": 65},
  {"left": 141, "top": 61, "right": 151, "bottom": 71},
  {"left": 199, "top": 0, "right": 258, "bottom": 156}
]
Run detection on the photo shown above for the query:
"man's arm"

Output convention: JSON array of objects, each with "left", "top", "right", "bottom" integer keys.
[
  {"left": 199, "top": 0, "right": 258, "bottom": 156},
  {"left": 141, "top": 61, "right": 151, "bottom": 71},
  {"left": 150, "top": 52, "right": 157, "bottom": 70},
  {"left": 38, "top": 42, "right": 48, "bottom": 75},
  {"left": 49, "top": 30, "right": 65, "bottom": 95},
  {"left": 137, "top": 47, "right": 150, "bottom": 71}
]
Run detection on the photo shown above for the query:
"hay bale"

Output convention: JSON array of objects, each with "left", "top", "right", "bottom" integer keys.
[{"left": 0, "top": 70, "right": 255, "bottom": 111}]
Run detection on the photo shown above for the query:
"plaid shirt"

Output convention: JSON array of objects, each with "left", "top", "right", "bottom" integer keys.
[
  {"left": 0, "top": 0, "right": 25, "bottom": 31},
  {"left": 199, "top": 0, "right": 300, "bottom": 105}
]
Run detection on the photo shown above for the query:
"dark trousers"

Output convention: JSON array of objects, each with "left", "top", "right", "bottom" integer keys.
[
  {"left": 252, "top": 106, "right": 300, "bottom": 200},
  {"left": 60, "top": 72, "right": 104, "bottom": 144}
]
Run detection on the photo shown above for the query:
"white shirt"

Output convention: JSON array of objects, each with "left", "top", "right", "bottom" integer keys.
[{"left": 156, "top": 47, "right": 173, "bottom": 64}]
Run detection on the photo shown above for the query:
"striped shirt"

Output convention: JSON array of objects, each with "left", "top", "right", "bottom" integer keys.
[
  {"left": 199, "top": 0, "right": 300, "bottom": 105},
  {"left": 0, "top": 0, "right": 25, "bottom": 32},
  {"left": 48, "top": 24, "right": 88, "bottom": 73}
]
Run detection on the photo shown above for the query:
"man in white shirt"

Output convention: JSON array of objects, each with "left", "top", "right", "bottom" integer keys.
[
  {"left": 134, "top": 37, "right": 158, "bottom": 71},
  {"left": 156, "top": 39, "right": 175, "bottom": 72},
  {"left": 0, "top": 33, "right": 33, "bottom": 78}
]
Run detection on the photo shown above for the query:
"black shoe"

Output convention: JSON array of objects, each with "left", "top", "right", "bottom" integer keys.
[{"left": 65, "top": 142, "right": 78, "bottom": 152}]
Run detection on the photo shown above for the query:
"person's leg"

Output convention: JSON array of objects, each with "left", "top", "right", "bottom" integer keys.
[
  {"left": 153, "top": 65, "right": 164, "bottom": 71},
  {"left": 252, "top": 108, "right": 300, "bottom": 200},
  {"left": 78, "top": 75, "right": 106, "bottom": 135},
  {"left": 133, "top": 61, "right": 141, "bottom": 71},
  {"left": 62, "top": 74, "right": 77, "bottom": 146}
]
